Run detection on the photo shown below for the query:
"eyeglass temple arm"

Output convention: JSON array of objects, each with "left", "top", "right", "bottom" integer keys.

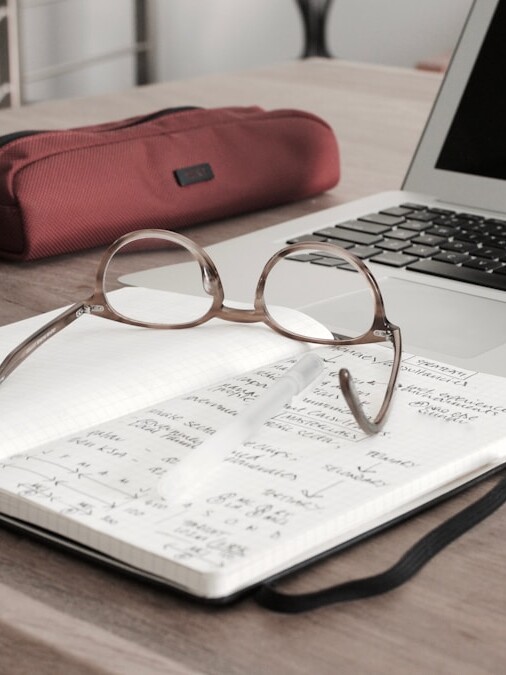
[
  {"left": 0, "top": 301, "right": 86, "bottom": 385},
  {"left": 339, "top": 327, "right": 402, "bottom": 435}
]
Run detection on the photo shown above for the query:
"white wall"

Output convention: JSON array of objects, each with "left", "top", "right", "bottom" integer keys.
[
  {"left": 19, "top": 0, "right": 137, "bottom": 104},
  {"left": 147, "top": 0, "right": 303, "bottom": 82},
  {"left": 16, "top": 0, "right": 474, "bottom": 104},
  {"left": 326, "top": 0, "right": 473, "bottom": 67},
  {"left": 149, "top": 0, "right": 473, "bottom": 81}
]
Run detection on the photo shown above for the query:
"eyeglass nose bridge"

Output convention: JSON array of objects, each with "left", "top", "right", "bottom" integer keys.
[{"left": 216, "top": 303, "right": 266, "bottom": 323}]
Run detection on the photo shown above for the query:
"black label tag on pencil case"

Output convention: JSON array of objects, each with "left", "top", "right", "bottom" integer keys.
[{"left": 174, "top": 163, "right": 214, "bottom": 187}]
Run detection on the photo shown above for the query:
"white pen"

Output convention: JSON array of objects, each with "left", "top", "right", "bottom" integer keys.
[{"left": 157, "top": 352, "right": 324, "bottom": 503}]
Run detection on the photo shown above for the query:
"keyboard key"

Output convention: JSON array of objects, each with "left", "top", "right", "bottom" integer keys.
[
  {"left": 432, "top": 252, "right": 469, "bottom": 265},
  {"left": 479, "top": 234, "right": 502, "bottom": 246},
  {"left": 494, "top": 265, "right": 506, "bottom": 276},
  {"left": 405, "top": 211, "right": 436, "bottom": 222},
  {"left": 386, "top": 228, "right": 416, "bottom": 241},
  {"left": 403, "top": 244, "right": 440, "bottom": 258},
  {"left": 432, "top": 216, "right": 457, "bottom": 226},
  {"left": 472, "top": 246, "right": 506, "bottom": 261},
  {"left": 461, "top": 222, "right": 483, "bottom": 234},
  {"left": 444, "top": 216, "right": 477, "bottom": 228},
  {"left": 314, "top": 227, "right": 382, "bottom": 246},
  {"left": 485, "top": 218, "right": 506, "bottom": 227},
  {"left": 371, "top": 252, "right": 419, "bottom": 267},
  {"left": 347, "top": 245, "right": 382, "bottom": 259},
  {"left": 454, "top": 230, "right": 482, "bottom": 243},
  {"left": 323, "top": 239, "right": 355, "bottom": 249},
  {"left": 488, "top": 236, "right": 506, "bottom": 248},
  {"left": 426, "top": 224, "right": 456, "bottom": 237},
  {"left": 401, "top": 219, "right": 432, "bottom": 232},
  {"left": 407, "top": 259, "right": 506, "bottom": 291},
  {"left": 286, "top": 253, "right": 323, "bottom": 262},
  {"left": 311, "top": 256, "right": 347, "bottom": 267},
  {"left": 359, "top": 213, "right": 405, "bottom": 227},
  {"left": 412, "top": 234, "right": 446, "bottom": 247},
  {"left": 461, "top": 257, "right": 504, "bottom": 272},
  {"left": 439, "top": 240, "right": 476, "bottom": 253},
  {"left": 377, "top": 238, "right": 411, "bottom": 251},
  {"left": 338, "top": 219, "right": 391, "bottom": 235},
  {"left": 458, "top": 212, "right": 484, "bottom": 221},
  {"left": 400, "top": 202, "right": 426, "bottom": 210},
  {"left": 380, "top": 207, "right": 413, "bottom": 217},
  {"left": 286, "top": 234, "right": 328, "bottom": 244},
  {"left": 430, "top": 207, "right": 456, "bottom": 215},
  {"left": 483, "top": 221, "right": 506, "bottom": 235}
]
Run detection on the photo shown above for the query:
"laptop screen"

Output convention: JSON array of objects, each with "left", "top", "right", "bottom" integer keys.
[
  {"left": 436, "top": 0, "right": 506, "bottom": 180},
  {"left": 403, "top": 0, "right": 506, "bottom": 214}
]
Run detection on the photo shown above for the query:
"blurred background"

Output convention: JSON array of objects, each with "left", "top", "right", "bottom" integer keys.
[{"left": 1, "top": 0, "right": 472, "bottom": 108}]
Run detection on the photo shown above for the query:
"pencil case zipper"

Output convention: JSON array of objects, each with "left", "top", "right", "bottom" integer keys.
[{"left": 0, "top": 106, "right": 200, "bottom": 150}]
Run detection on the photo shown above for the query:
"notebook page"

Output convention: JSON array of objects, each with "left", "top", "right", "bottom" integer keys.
[
  {"left": 0, "top": 287, "right": 328, "bottom": 459},
  {"left": 0, "top": 345, "right": 504, "bottom": 598}
]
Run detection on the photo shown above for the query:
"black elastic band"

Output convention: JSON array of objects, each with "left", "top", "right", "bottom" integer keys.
[{"left": 255, "top": 474, "right": 506, "bottom": 613}]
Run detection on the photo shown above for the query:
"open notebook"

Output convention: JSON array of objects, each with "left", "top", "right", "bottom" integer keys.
[{"left": 0, "top": 288, "right": 504, "bottom": 601}]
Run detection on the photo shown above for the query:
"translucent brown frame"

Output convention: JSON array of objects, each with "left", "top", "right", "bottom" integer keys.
[{"left": 0, "top": 229, "right": 402, "bottom": 434}]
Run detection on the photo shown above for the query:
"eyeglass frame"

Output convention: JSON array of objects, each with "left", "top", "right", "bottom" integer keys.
[{"left": 0, "top": 228, "right": 402, "bottom": 434}]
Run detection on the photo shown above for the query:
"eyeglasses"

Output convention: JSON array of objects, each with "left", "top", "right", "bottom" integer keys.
[{"left": 0, "top": 229, "right": 402, "bottom": 434}]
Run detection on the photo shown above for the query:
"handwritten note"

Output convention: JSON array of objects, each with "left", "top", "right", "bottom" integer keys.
[{"left": 0, "top": 344, "right": 504, "bottom": 596}]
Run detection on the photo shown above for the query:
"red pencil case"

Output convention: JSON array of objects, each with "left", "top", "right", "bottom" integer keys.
[{"left": 0, "top": 106, "right": 340, "bottom": 261}]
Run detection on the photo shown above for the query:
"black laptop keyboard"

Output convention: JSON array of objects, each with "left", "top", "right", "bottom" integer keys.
[{"left": 286, "top": 202, "right": 506, "bottom": 291}]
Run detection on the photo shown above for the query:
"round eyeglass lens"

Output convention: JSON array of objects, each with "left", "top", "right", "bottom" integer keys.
[
  {"left": 262, "top": 244, "right": 377, "bottom": 341},
  {"left": 103, "top": 234, "right": 215, "bottom": 325}
]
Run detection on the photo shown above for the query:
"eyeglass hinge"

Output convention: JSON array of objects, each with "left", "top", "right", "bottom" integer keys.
[
  {"left": 77, "top": 304, "right": 105, "bottom": 317},
  {"left": 373, "top": 329, "right": 392, "bottom": 339}
]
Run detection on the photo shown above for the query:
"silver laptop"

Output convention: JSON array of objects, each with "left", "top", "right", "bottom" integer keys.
[{"left": 123, "top": 0, "right": 506, "bottom": 377}]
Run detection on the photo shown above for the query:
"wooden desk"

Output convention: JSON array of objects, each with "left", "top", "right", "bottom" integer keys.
[{"left": 0, "top": 59, "right": 504, "bottom": 675}]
